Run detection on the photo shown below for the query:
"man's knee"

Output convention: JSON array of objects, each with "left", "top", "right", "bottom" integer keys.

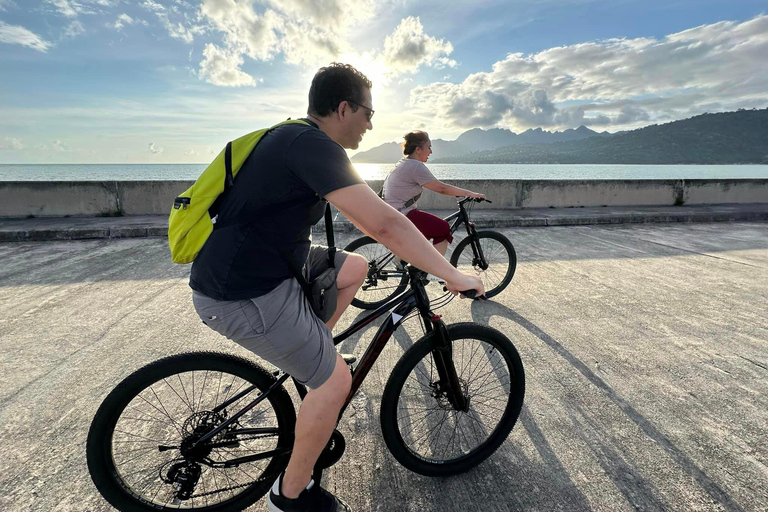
[
  {"left": 344, "top": 253, "right": 368, "bottom": 283},
  {"left": 316, "top": 354, "right": 352, "bottom": 400}
]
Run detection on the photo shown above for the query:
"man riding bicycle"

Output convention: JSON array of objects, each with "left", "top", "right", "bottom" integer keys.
[{"left": 189, "top": 62, "right": 484, "bottom": 512}]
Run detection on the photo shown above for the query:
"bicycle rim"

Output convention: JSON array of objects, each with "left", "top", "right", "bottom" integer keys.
[
  {"left": 349, "top": 239, "right": 408, "bottom": 307},
  {"left": 103, "top": 366, "right": 288, "bottom": 509},
  {"left": 394, "top": 330, "right": 517, "bottom": 464},
  {"left": 452, "top": 233, "right": 514, "bottom": 297}
]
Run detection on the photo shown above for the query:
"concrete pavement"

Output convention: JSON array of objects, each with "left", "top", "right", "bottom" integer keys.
[{"left": 0, "top": 222, "right": 767, "bottom": 511}]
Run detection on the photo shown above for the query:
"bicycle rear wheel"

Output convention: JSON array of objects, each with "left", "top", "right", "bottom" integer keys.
[
  {"left": 450, "top": 231, "right": 516, "bottom": 298},
  {"left": 380, "top": 323, "right": 525, "bottom": 476},
  {"left": 87, "top": 352, "right": 295, "bottom": 511},
  {"left": 345, "top": 236, "right": 409, "bottom": 309}
]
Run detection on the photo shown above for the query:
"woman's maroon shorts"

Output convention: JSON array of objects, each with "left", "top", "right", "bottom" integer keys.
[{"left": 406, "top": 209, "right": 453, "bottom": 245}]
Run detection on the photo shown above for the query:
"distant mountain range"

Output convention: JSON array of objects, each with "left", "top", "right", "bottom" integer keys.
[
  {"left": 352, "top": 108, "right": 768, "bottom": 165},
  {"left": 351, "top": 125, "right": 609, "bottom": 163}
]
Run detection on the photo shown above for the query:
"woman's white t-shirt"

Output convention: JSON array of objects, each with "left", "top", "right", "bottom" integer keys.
[{"left": 382, "top": 158, "right": 437, "bottom": 213}]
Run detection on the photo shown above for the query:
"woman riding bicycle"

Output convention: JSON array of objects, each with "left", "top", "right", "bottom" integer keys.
[{"left": 382, "top": 131, "right": 485, "bottom": 256}]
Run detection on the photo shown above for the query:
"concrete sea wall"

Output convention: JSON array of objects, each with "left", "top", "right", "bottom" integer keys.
[{"left": 0, "top": 179, "right": 766, "bottom": 217}]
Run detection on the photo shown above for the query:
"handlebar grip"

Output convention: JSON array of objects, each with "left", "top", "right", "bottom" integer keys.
[
  {"left": 474, "top": 198, "right": 492, "bottom": 204},
  {"left": 460, "top": 289, "right": 487, "bottom": 300}
]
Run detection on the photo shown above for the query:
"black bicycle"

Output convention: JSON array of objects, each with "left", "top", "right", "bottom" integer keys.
[
  {"left": 87, "top": 266, "right": 525, "bottom": 512},
  {"left": 345, "top": 197, "right": 517, "bottom": 310}
]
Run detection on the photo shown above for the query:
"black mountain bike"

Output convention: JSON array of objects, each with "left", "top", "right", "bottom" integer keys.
[
  {"left": 345, "top": 197, "right": 517, "bottom": 310},
  {"left": 86, "top": 266, "right": 525, "bottom": 512}
]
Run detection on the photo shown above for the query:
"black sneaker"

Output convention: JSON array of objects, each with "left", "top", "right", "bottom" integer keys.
[{"left": 267, "top": 473, "right": 351, "bottom": 512}]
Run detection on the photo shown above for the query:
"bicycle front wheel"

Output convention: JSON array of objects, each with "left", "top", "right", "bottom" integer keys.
[
  {"left": 345, "top": 236, "right": 409, "bottom": 309},
  {"left": 87, "top": 352, "right": 296, "bottom": 512},
  {"left": 450, "top": 231, "right": 516, "bottom": 298},
  {"left": 380, "top": 323, "right": 525, "bottom": 476}
]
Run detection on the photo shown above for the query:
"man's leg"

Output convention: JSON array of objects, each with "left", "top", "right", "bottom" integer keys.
[
  {"left": 434, "top": 240, "right": 448, "bottom": 256},
  {"left": 281, "top": 353, "right": 351, "bottom": 498},
  {"left": 326, "top": 253, "right": 367, "bottom": 330}
]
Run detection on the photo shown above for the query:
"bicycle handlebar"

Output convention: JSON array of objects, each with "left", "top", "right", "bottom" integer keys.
[{"left": 457, "top": 196, "right": 492, "bottom": 205}]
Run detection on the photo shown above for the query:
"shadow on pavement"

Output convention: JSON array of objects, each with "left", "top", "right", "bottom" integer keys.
[
  {"left": 471, "top": 299, "right": 745, "bottom": 512},
  {"left": 1, "top": 222, "right": 766, "bottom": 286}
]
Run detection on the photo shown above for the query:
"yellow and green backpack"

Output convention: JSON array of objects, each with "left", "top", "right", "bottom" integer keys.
[{"left": 168, "top": 119, "right": 309, "bottom": 264}]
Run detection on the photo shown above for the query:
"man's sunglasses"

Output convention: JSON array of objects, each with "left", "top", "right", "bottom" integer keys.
[{"left": 346, "top": 100, "right": 374, "bottom": 121}]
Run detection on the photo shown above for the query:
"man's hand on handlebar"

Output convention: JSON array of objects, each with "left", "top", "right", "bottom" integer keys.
[{"left": 444, "top": 273, "right": 486, "bottom": 301}]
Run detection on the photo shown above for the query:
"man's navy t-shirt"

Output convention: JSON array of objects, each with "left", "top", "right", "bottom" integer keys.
[{"left": 190, "top": 120, "right": 364, "bottom": 301}]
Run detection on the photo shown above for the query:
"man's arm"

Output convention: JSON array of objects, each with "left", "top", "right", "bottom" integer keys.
[
  {"left": 325, "top": 184, "right": 483, "bottom": 295},
  {"left": 336, "top": 206, "right": 377, "bottom": 240}
]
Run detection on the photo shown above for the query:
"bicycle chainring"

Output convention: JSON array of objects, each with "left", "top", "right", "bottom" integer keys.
[{"left": 314, "top": 429, "right": 346, "bottom": 469}]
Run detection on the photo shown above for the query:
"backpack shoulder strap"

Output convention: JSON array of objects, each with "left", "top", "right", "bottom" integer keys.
[{"left": 325, "top": 203, "right": 336, "bottom": 269}]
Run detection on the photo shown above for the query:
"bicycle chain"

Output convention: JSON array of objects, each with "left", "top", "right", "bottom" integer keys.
[
  {"left": 192, "top": 476, "right": 271, "bottom": 498},
  {"left": 189, "top": 433, "right": 281, "bottom": 499}
]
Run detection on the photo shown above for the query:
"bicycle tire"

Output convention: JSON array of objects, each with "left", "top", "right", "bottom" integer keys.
[
  {"left": 345, "top": 236, "right": 409, "bottom": 310},
  {"left": 450, "top": 231, "right": 516, "bottom": 298},
  {"left": 380, "top": 323, "right": 524, "bottom": 476},
  {"left": 87, "top": 352, "right": 296, "bottom": 512}
]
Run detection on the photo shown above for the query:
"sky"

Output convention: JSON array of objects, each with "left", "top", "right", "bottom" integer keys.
[{"left": 0, "top": 0, "right": 766, "bottom": 164}]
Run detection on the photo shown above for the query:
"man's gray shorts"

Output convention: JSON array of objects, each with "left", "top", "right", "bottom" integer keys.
[{"left": 192, "top": 245, "right": 349, "bottom": 389}]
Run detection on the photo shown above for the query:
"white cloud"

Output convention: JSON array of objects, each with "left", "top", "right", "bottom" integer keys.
[
  {"left": 279, "top": 21, "right": 344, "bottom": 66},
  {"left": 382, "top": 17, "right": 456, "bottom": 75},
  {"left": 409, "top": 14, "right": 768, "bottom": 130},
  {"left": 53, "top": 140, "right": 68, "bottom": 152},
  {"left": 0, "top": 0, "right": 14, "bottom": 12},
  {"left": 196, "top": 0, "right": 384, "bottom": 84},
  {"left": 113, "top": 13, "right": 134, "bottom": 29},
  {"left": 264, "top": 0, "right": 374, "bottom": 27},
  {"left": 142, "top": 0, "right": 203, "bottom": 43},
  {"left": 63, "top": 20, "right": 85, "bottom": 39},
  {"left": 140, "top": 0, "right": 164, "bottom": 12},
  {"left": 199, "top": 0, "right": 280, "bottom": 60},
  {"left": 0, "top": 136, "right": 24, "bottom": 150},
  {"left": 184, "top": 148, "right": 199, "bottom": 156},
  {"left": 0, "top": 21, "right": 53, "bottom": 52},
  {"left": 147, "top": 142, "right": 163, "bottom": 154},
  {"left": 46, "top": 0, "right": 83, "bottom": 18},
  {"left": 198, "top": 43, "right": 257, "bottom": 87}
]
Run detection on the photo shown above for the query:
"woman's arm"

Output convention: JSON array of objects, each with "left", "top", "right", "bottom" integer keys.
[
  {"left": 423, "top": 180, "right": 485, "bottom": 199},
  {"left": 325, "top": 184, "right": 484, "bottom": 295}
]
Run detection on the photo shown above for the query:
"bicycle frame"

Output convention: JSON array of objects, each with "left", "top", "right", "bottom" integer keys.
[{"left": 191, "top": 266, "right": 465, "bottom": 464}]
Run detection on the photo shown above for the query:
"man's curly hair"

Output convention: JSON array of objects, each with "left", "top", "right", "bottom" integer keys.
[{"left": 308, "top": 63, "right": 372, "bottom": 117}]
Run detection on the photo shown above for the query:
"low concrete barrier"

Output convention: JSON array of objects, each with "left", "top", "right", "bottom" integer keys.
[{"left": 0, "top": 179, "right": 766, "bottom": 217}]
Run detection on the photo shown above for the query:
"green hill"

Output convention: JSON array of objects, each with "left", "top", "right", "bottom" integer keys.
[{"left": 433, "top": 109, "right": 768, "bottom": 164}]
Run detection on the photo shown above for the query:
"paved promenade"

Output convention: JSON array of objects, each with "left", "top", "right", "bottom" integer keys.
[{"left": 0, "top": 221, "right": 767, "bottom": 511}]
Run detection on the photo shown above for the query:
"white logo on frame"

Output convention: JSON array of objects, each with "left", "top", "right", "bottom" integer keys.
[{"left": 391, "top": 312, "right": 403, "bottom": 324}]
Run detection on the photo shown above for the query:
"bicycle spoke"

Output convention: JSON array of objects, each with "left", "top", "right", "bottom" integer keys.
[
  {"left": 395, "top": 336, "right": 513, "bottom": 463},
  {"left": 106, "top": 368, "right": 284, "bottom": 509}
]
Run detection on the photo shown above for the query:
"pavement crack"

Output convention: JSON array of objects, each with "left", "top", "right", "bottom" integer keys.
[
  {"left": 629, "top": 238, "right": 761, "bottom": 268},
  {"left": 738, "top": 355, "right": 768, "bottom": 371},
  {"left": 0, "top": 284, "right": 171, "bottom": 407}
]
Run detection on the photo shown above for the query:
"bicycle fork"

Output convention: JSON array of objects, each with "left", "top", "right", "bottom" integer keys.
[
  {"left": 468, "top": 225, "right": 489, "bottom": 271},
  {"left": 430, "top": 318, "right": 469, "bottom": 412}
]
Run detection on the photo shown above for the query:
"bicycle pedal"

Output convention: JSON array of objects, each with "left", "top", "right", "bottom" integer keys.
[{"left": 342, "top": 354, "right": 357, "bottom": 365}]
